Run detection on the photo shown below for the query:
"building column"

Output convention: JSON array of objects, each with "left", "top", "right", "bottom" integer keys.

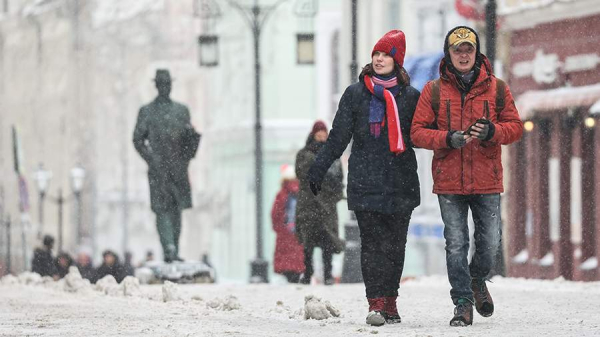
[
  {"left": 531, "top": 119, "right": 554, "bottom": 278},
  {"left": 595, "top": 116, "right": 600, "bottom": 281},
  {"left": 576, "top": 116, "right": 596, "bottom": 280},
  {"left": 507, "top": 137, "right": 528, "bottom": 277},
  {"left": 558, "top": 116, "right": 575, "bottom": 280}
]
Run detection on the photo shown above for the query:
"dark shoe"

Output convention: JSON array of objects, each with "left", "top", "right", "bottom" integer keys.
[
  {"left": 384, "top": 313, "right": 401, "bottom": 324},
  {"left": 449, "top": 298, "right": 473, "bottom": 326},
  {"left": 383, "top": 296, "right": 401, "bottom": 324},
  {"left": 472, "top": 278, "right": 494, "bottom": 317},
  {"left": 366, "top": 298, "right": 386, "bottom": 326},
  {"left": 324, "top": 277, "right": 335, "bottom": 286},
  {"left": 299, "top": 276, "right": 311, "bottom": 285}
]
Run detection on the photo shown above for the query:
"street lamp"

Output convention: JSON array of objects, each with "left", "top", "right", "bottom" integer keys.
[
  {"left": 199, "top": 0, "right": 317, "bottom": 283},
  {"left": 198, "top": 35, "right": 219, "bottom": 67},
  {"left": 70, "top": 164, "right": 86, "bottom": 244},
  {"left": 33, "top": 163, "right": 86, "bottom": 252},
  {"left": 33, "top": 163, "right": 52, "bottom": 238}
]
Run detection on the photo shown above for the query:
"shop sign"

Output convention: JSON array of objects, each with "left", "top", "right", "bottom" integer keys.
[{"left": 512, "top": 49, "right": 600, "bottom": 84}]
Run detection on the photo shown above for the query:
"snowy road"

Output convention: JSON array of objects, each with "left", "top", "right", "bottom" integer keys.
[{"left": 1, "top": 274, "right": 599, "bottom": 337}]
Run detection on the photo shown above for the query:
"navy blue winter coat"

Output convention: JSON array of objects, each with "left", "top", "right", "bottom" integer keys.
[{"left": 308, "top": 77, "right": 421, "bottom": 214}]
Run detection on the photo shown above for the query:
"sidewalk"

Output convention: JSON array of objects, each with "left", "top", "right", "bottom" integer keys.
[{"left": 1, "top": 274, "right": 599, "bottom": 336}]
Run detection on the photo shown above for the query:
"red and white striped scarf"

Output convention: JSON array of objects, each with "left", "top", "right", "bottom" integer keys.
[{"left": 364, "top": 75, "right": 406, "bottom": 154}]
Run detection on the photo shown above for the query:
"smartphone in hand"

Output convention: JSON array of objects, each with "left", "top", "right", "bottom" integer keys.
[{"left": 465, "top": 118, "right": 490, "bottom": 135}]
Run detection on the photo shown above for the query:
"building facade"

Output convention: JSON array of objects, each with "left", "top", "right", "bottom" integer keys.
[
  {"left": 501, "top": 0, "right": 600, "bottom": 281},
  {"left": 0, "top": 0, "right": 211, "bottom": 271}
]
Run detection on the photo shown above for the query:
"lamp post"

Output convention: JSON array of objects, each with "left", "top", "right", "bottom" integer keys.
[
  {"left": 70, "top": 165, "right": 86, "bottom": 244},
  {"left": 484, "top": 0, "right": 504, "bottom": 277},
  {"left": 33, "top": 163, "right": 86, "bottom": 252},
  {"left": 350, "top": 0, "right": 358, "bottom": 83},
  {"left": 33, "top": 163, "right": 52, "bottom": 239},
  {"left": 199, "top": 0, "right": 316, "bottom": 283},
  {"left": 340, "top": 0, "right": 363, "bottom": 284},
  {"left": 485, "top": 0, "right": 496, "bottom": 69}
]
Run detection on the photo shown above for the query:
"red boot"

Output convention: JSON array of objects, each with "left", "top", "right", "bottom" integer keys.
[
  {"left": 384, "top": 296, "right": 402, "bottom": 324},
  {"left": 366, "top": 298, "right": 386, "bottom": 326}
]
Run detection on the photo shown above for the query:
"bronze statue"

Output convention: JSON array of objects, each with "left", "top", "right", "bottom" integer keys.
[{"left": 133, "top": 69, "right": 201, "bottom": 263}]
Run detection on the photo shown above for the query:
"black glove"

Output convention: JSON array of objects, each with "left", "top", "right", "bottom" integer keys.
[
  {"left": 309, "top": 181, "right": 322, "bottom": 196},
  {"left": 467, "top": 119, "right": 491, "bottom": 140},
  {"left": 448, "top": 131, "right": 468, "bottom": 149}
]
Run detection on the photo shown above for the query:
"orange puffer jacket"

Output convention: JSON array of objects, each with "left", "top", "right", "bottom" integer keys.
[{"left": 411, "top": 56, "right": 523, "bottom": 195}]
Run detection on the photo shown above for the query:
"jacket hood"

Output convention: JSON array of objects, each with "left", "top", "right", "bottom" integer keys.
[
  {"left": 442, "top": 25, "right": 486, "bottom": 80},
  {"left": 439, "top": 53, "right": 494, "bottom": 93}
]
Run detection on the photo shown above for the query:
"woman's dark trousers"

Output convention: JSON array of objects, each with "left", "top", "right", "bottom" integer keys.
[{"left": 355, "top": 211, "right": 411, "bottom": 298}]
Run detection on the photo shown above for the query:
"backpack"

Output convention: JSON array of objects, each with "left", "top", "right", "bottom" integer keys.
[{"left": 430, "top": 78, "right": 506, "bottom": 130}]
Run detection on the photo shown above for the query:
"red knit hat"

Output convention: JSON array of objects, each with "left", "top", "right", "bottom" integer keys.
[
  {"left": 311, "top": 120, "right": 328, "bottom": 135},
  {"left": 371, "top": 30, "right": 406, "bottom": 68}
]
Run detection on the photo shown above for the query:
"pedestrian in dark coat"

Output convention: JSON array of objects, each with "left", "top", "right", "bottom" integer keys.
[
  {"left": 76, "top": 251, "right": 96, "bottom": 281},
  {"left": 55, "top": 252, "right": 74, "bottom": 279},
  {"left": 271, "top": 165, "right": 305, "bottom": 283},
  {"left": 296, "top": 121, "right": 345, "bottom": 286},
  {"left": 31, "top": 235, "right": 58, "bottom": 279},
  {"left": 94, "top": 250, "right": 127, "bottom": 284},
  {"left": 124, "top": 251, "right": 135, "bottom": 277},
  {"left": 411, "top": 26, "right": 523, "bottom": 327},
  {"left": 133, "top": 69, "right": 201, "bottom": 263},
  {"left": 307, "top": 30, "right": 420, "bottom": 326}
]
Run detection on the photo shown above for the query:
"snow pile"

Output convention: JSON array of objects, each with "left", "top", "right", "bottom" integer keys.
[
  {"left": 1, "top": 270, "right": 147, "bottom": 299},
  {"left": 94, "top": 275, "right": 144, "bottom": 297},
  {"left": 303, "top": 295, "right": 340, "bottom": 320},
  {"left": 206, "top": 295, "right": 241, "bottom": 311},
  {"left": 271, "top": 300, "right": 304, "bottom": 320},
  {"left": 18, "top": 272, "right": 43, "bottom": 285},
  {"left": 95, "top": 275, "right": 122, "bottom": 296},
  {"left": 121, "top": 276, "right": 142, "bottom": 297},
  {"left": 63, "top": 267, "right": 92, "bottom": 293},
  {"left": 162, "top": 281, "right": 181, "bottom": 302},
  {"left": 272, "top": 300, "right": 290, "bottom": 314},
  {"left": 1, "top": 274, "right": 18, "bottom": 285}
]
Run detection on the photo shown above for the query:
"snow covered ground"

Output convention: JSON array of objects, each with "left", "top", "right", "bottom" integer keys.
[{"left": 1, "top": 269, "right": 599, "bottom": 337}]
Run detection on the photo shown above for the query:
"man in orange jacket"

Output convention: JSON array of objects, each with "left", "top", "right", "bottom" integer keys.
[{"left": 411, "top": 26, "right": 523, "bottom": 326}]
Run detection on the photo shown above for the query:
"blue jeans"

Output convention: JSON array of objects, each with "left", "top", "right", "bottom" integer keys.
[{"left": 438, "top": 194, "right": 501, "bottom": 304}]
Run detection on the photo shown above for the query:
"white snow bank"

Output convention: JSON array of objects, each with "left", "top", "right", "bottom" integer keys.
[
  {"left": 0, "top": 269, "right": 146, "bottom": 299},
  {"left": 206, "top": 295, "right": 241, "bottom": 311},
  {"left": 162, "top": 280, "right": 181, "bottom": 302},
  {"left": 303, "top": 294, "right": 341, "bottom": 320},
  {"left": 122, "top": 276, "right": 142, "bottom": 297},
  {"left": 95, "top": 275, "right": 121, "bottom": 296},
  {"left": 63, "top": 266, "right": 91, "bottom": 293},
  {"left": 1, "top": 274, "right": 18, "bottom": 285},
  {"left": 18, "top": 272, "right": 42, "bottom": 285}
]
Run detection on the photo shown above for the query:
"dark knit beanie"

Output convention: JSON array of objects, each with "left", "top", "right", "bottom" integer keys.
[{"left": 371, "top": 30, "right": 407, "bottom": 68}]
